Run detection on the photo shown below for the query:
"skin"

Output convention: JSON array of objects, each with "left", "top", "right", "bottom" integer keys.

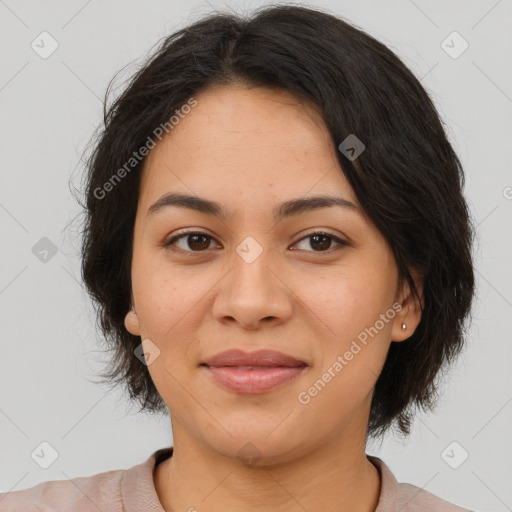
[{"left": 124, "top": 84, "right": 423, "bottom": 512}]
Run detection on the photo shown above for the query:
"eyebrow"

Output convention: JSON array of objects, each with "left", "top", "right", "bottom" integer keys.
[{"left": 146, "top": 192, "right": 361, "bottom": 221}]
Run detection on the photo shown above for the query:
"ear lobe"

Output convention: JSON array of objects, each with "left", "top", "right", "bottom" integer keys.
[
  {"left": 391, "top": 272, "right": 424, "bottom": 343},
  {"left": 124, "top": 309, "right": 141, "bottom": 336}
]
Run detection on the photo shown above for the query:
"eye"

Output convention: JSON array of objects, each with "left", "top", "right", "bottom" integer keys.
[
  {"left": 164, "top": 231, "right": 218, "bottom": 252},
  {"left": 163, "top": 230, "right": 348, "bottom": 254},
  {"left": 291, "top": 231, "right": 348, "bottom": 252}
]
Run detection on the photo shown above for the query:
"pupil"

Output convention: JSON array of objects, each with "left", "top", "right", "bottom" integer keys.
[
  {"left": 189, "top": 234, "right": 209, "bottom": 251},
  {"left": 311, "top": 234, "right": 331, "bottom": 251}
]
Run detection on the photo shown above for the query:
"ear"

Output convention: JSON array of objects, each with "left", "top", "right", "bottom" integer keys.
[
  {"left": 391, "top": 270, "right": 424, "bottom": 343},
  {"left": 124, "top": 303, "right": 141, "bottom": 336}
]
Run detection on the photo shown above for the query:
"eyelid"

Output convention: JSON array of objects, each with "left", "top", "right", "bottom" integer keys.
[
  {"left": 290, "top": 229, "right": 349, "bottom": 253},
  {"left": 292, "top": 228, "right": 347, "bottom": 246},
  {"left": 163, "top": 228, "right": 349, "bottom": 253},
  {"left": 163, "top": 228, "right": 219, "bottom": 249}
]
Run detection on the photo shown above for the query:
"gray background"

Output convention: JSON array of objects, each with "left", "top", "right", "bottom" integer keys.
[{"left": 0, "top": 0, "right": 511, "bottom": 510}]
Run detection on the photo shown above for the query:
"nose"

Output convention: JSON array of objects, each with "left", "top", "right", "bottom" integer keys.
[{"left": 212, "top": 248, "right": 293, "bottom": 330}]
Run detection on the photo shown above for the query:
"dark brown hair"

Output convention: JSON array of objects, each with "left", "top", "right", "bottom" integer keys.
[{"left": 76, "top": 4, "right": 475, "bottom": 440}]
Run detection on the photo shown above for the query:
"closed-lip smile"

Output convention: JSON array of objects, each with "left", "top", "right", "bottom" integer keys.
[
  {"left": 200, "top": 349, "right": 308, "bottom": 394},
  {"left": 201, "top": 348, "right": 308, "bottom": 368}
]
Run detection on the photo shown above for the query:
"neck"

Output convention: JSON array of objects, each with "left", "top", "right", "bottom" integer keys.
[{"left": 154, "top": 417, "right": 381, "bottom": 512}]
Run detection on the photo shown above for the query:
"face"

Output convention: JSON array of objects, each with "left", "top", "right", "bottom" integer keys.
[{"left": 125, "top": 84, "right": 418, "bottom": 463}]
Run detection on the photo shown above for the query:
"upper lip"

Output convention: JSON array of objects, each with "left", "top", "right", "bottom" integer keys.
[{"left": 202, "top": 349, "right": 308, "bottom": 368}]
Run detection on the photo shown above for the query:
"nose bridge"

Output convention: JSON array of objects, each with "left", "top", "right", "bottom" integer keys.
[
  {"left": 213, "top": 235, "right": 292, "bottom": 328},
  {"left": 233, "top": 238, "right": 272, "bottom": 292}
]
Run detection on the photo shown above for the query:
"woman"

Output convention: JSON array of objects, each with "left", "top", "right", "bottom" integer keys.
[{"left": 0, "top": 4, "right": 475, "bottom": 511}]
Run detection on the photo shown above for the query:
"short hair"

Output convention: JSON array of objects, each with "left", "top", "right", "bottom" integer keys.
[{"left": 77, "top": 4, "right": 475, "bottom": 440}]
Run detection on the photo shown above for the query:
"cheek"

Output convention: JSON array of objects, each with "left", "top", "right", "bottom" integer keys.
[
  {"left": 297, "top": 267, "right": 387, "bottom": 341},
  {"left": 299, "top": 265, "right": 395, "bottom": 388},
  {"left": 135, "top": 267, "right": 200, "bottom": 404},
  {"left": 131, "top": 258, "right": 215, "bottom": 362}
]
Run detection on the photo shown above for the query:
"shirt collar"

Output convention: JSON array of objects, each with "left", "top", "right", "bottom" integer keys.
[
  {"left": 368, "top": 454, "right": 399, "bottom": 511},
  {"left": 121, "top": 446, "right": 173, "bottom": 511},
  {"left": 122, "top": 448, "right": 398, "bottom": 512}
]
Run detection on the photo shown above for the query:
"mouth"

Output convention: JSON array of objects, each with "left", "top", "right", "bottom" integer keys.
[
  {"left": 200, "top": 349, "right": 308, "bottom": 394},
  {"left": 201, "top": 348, "right": 307, "bottom": 368},
  {"left": 201, "top": 365, "right": 307, "bottom": 394}
]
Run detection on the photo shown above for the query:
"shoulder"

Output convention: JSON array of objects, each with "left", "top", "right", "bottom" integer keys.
[
  {"left": 396, "top": 481, "right": 470, "bottom": 511},
  {"left": 0, "top": 447, "right": 173, "bottom": 512},
  {"left": 368, "top": 455, "right": 470, "bottom": 512},
  {"left": 0, "top": 467, "right": 125, "bottom": 512}
]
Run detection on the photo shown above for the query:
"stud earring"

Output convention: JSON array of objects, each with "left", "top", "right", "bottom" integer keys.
[{"left": 401, "top": 323, "right": 407, "bottom": 330}]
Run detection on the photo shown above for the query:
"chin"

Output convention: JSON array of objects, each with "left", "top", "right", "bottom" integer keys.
[{"left": 199, "top": 424, "right": 309, "bottom": 467}]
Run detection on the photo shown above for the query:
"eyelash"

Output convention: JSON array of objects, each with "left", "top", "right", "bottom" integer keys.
[{"left": 162, "top": 230, "right": 348, "bottom": 254}]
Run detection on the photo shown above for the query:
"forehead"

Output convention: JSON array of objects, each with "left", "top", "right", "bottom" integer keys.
[{"left": 138, "top": 84, "right": 357, "bottom": 210}]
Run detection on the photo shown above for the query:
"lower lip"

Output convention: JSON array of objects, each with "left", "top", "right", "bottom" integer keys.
[{"left": 203, "top": 366, "right": 306, "bottom": 394}]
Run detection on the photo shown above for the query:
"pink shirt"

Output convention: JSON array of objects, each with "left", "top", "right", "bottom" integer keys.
[{"left": 0, "top": 447, "right": 470, "bottom": 511}]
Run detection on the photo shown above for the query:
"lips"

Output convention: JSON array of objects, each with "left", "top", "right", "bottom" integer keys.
[
  {"left": 200, "top": 349, "right": 308, "bottom": 394},
  {"left": 201, "top": 349, "right": 307, "bottom": 368}
]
